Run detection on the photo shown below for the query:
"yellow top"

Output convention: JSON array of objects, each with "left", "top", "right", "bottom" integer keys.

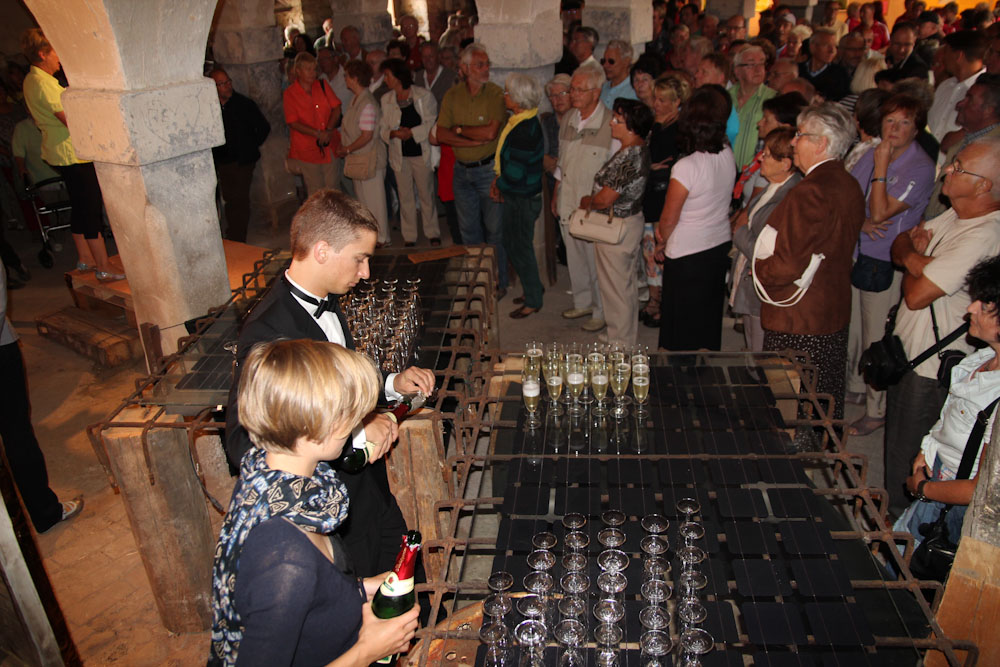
[{"left": 23, "top": 65, "right": 84, "bottom": 166}]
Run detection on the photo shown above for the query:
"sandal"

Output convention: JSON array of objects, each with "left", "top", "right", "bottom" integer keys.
[
  {"left": 509, "top": 306, "right": 539, "bottom": 319},
  {"left": 847, "top": 415, "right": 885, "bottom": 437}
]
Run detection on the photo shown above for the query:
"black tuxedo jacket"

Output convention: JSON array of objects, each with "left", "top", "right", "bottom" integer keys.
[{"left": 224, "top": 275, "right": 405, "bottom": 576}]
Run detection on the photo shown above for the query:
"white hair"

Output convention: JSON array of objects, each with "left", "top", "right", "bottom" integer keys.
[
  {"left": 733, "top": 45, "right": 765, "bottom": 67},
  {"left": 798, "top": 102, "right": 857, "bottom": 159},
  {"left": 505, "top": 73, "right": 543, "bottom": 109},
  {"left": 604, "top": 39, "right": 633, "bottom": 62},
  {"left": 460, "top": 42, "right": 489, "bottom": 66},
  {"left": 573, "top": 62, "right": 605, "bottom": 89}
]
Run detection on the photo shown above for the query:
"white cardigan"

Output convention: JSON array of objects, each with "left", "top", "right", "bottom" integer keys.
[{"left": 379, "top": 85, "right": 438, "bottom": 172}]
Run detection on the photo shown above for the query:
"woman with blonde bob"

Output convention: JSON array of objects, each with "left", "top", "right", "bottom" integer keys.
[{"left": 209, "top": 340, "right": 419, "bottom": 667}]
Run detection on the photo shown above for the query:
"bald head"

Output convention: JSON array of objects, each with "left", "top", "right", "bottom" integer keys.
[{"left": 944, "top": 138, "right": 1000, "bottom": 216}]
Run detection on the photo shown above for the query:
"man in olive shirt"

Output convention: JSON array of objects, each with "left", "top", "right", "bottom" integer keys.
[{"left": 436, "top": 43, "right": 509, "bottom": 292}]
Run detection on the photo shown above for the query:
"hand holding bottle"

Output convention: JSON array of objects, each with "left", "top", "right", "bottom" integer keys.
[
  {"left": 350, "top": 603, "right": 419, "bottom": 665},
  {"left": 393, "top": 366, "right": 435, "bottom": 396}
]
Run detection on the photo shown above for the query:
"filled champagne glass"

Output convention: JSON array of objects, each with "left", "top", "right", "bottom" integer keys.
[
  {"left": 544, "top": 359, "right": 564, "bottom": 416},
  {"left": 591, "top": 360, "right": 609, "bottom": 417},
  {"left": 525, "top": 341, "right": 543, "bottom": 377},
  {"left": 522, "top": 373, "right": 542, "bottom": 430},
  {"left": 566, "top": 357, "right": 585, "bottom": 416},
  {"left": 609, "top": 363, "right": 630, "bottom": 419},
  {"left": 632, "top": 364, "right": 650, "bottom": 415}
]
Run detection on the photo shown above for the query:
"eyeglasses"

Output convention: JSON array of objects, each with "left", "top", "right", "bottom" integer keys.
[
  {"left": 569, "top": 86, "right": 595, "bottom": 94},
  {"left": 950, "top": 160, "right": 989, "bottom": 180},
  {"left": 735, "top": 62, "right": 766, "bottom": 69},
  {"left": 548, "top": 90, "right": 569, "bottom": 98},
  {"left": 794, "top": 131, "right": 820, "bottom": 139},
  {"left": 601, "top": 57, "right": 617, "bottom": 65},
  {"left": 610, "top": 116, "right": 623, "bottom": 125}
]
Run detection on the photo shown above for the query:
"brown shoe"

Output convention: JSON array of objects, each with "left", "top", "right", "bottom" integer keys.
[{"left": 510, "top": 306, "right": 539, "bottom": 319}]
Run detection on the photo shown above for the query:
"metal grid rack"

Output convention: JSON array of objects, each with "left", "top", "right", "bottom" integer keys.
[
  {"left": 408, "top": 350, "right": 977, "bottom": 667},
  {"left": 87, "top": 245, "right": 499, "bottom": 500}
]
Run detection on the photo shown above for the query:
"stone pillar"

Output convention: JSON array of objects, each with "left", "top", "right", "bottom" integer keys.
[
  {"left": 213, "top": 0, "right": 300, "bottom": 232},
  {"left": 706, "top": 0, "right": 758, "bottom": 23},
  {"left": 24, "top": 0, "right": 230, "bottom": 354},
  {"left": 300, "top": 0, "right": 330, "bottom": 36},
  {"left": 584, "top": 0, "right": 653, "bottom": 53},
  {"left": 334, "top": 0, "right": 394, "bottom": 51}
]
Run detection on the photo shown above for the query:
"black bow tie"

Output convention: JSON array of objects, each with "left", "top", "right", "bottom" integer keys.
[{"left": 288, "top": 282, "right": 336, "bottom": 319}]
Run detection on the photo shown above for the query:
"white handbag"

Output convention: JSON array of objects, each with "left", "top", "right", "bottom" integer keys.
[{"left": 567, "top": 207, "right": 627, "bottom": 244}]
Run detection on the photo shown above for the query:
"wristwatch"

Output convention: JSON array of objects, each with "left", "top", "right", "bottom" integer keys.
[{"left": 915, "top": 478, "right": 930, "bottom": 501}]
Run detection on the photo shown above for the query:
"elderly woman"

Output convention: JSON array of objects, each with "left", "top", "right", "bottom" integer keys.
[
  {"left": 20, "top": 29, "right": 123, "bottom": 281},
  {"left": 491, "top": 74, "right": 545, "bottom": 319},
  {"left": 640, "top": 75, "right": 690, "bottom": 328},
  {"left": 846, "top": 94, "right": 935, "bottom": 436},
  {"left": 733, "top": 92, "right": 808, "bottom": 207},
  {"left": 209, "top": 340, "right": 419, "bottom": 666},
  {"left": 379, "top": 58, "right": 440, "bottom": 247},
  {"left": 844, "top": 88, "right": 891, "bottom": 171},
  {"left": 655, "top": 85, "right": 736, "bottom": 353},
  {"left": 339, "top": 60, "right": 390, "bottom": 246},
  {"left": 754, "top": 103, "right": 865, "bottom": 427},
  {"left": 630, "top": 54, "right": 664, "bottom": 109},
  {"left": 581, "top": 98, "right": 652, "bottom": 344},
  {"left": 895, "top": 256, "right": 1000, "bottom": 553},
  {"left": 542, "top": 74, "right": 572, "bottom": 179},
  {"left": 784, "top": 24, "right": 813, "bottom": 63},
  {"left": 730, "top": 128, "right": 802, "bottom": 352},
  {"left": 283, "top": 52, "right": 342, "bottom": 196}
]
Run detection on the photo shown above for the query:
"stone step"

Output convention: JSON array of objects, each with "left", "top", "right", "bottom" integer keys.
[{"left": 36, "top": 306, "right": 142, "bottom": 367}]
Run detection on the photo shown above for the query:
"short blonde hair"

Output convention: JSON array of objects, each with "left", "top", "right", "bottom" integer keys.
[
  {"left": 21, "top": 28, "right": 52, "bottom": 65},
  {"left": 238, "top": 339, "right": 380, "bottom": 453}
]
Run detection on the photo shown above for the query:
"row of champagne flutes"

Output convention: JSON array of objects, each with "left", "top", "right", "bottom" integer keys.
[
  {"left": 521, "top": 341, "right": 651, "bottom": 429},
  {"left": 341, "top": 277, "right": 422, "bottom": 373},
  {"left": 479, "top": 502, "right": 715, "bottom": 666}
]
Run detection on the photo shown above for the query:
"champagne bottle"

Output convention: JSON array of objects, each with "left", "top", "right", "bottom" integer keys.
[
  {"left": 371, "top": 530, "right": 422, "bottom": 665},
  {"left": 334, "top": 393, "right": 427, "bottom": 473}
]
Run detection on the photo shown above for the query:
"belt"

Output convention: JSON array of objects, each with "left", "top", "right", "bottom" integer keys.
[{"left": 458, "top": 156, "right": 494, "bottom": 168}]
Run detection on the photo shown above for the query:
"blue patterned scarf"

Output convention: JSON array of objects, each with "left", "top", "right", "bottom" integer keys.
[{"left": 209, "top": 447, "right": 350, "bottom": 666}]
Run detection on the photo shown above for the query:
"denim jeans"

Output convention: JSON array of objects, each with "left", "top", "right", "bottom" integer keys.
[{"left": 453, "top": 159, "right": 508, "bottom": 288}]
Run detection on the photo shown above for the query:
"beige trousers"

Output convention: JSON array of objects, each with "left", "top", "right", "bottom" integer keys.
[
  {"left": 352, "top": 168, "right": 390, "bottom": 244},
  {"left": 394, "top": 156, "right": 440, "bottom": 243},
  {"left": 594, "top": 215, "right": 644, "bottom": 345}
]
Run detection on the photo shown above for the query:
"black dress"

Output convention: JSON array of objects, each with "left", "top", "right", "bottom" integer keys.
[{"left": 642, "top": 121, "right": 680, "bottom": 223}]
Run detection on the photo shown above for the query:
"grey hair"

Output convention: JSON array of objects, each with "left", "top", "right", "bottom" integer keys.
[
  {"left": 545, "top": 73, "right": 572, "bottom": 95},
  {"left": 574, "top": 26, "right": 600, "bottom": 47},
  {"left": 962, "top": 136, "right": 1000, "bottom": 200},
  {"left": 604, "top": 39, "right": 634, "bottom": 62},
  {"left": 798, "top": 102, "right": 857, "bottom": 159},
  {"left": 460, "top": 42, "right": 489, "bottom": 66},
  {"left": 687, "top": 36, "right": 713, "bottom": 59},
  {"left": 733, "top": 45, "right": 765, "bottom": 67},
  {"left": 573, "top": 62, "right": 605, "bottom": 89},
  {"left": 505, "top": 73, "right": 543, "bottom": 110}
]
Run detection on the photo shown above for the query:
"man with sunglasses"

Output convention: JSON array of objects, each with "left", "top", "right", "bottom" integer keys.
[
  {"left": 885, "top": 137, "right": 1000, "bottom": 518},
  {"left": 598, "top": 40, "right": 638, "bottom": 109}
]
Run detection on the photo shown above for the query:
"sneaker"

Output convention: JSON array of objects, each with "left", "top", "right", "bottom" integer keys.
[
  {"left": 96, "top": 271, "right": 126, "bottom": 282},
  {"left": 581, "top": 317, "right": 606, "bottom": 332},
  {"left": 60, "top": 495, "right": 84, "bottom": 522},
  {"left": 562, "top": 307, "right": 593, "bottom": 320}
]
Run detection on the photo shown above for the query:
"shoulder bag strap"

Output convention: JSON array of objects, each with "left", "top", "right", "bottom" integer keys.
[
  {"left": 955, "top": 396, "right": 1000, "bottom": 481},
  {"left": 906, "top": 319, "right": 970, "bottom": 371}
]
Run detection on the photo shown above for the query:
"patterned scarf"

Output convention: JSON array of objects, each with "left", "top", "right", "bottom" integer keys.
[{"left": 209, "top": 447, "right": 350, "bottom": 666}]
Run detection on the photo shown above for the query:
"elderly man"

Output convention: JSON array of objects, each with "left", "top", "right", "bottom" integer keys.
[
  {"left": 884, "top": 137, "right": 1000, "bottom": 516},
  {"left": 437, "top": 43, "right": 509, "bottom": 293},
  {"left": 209, "top": 68, "right": 270, "bottom": 243},
  {"left": 313, "top": 17, "right": 335, "bottom": 51},
  {"left": 415, "top": 41, "right": 458, "bottom": 105},
  {"left": 928, "top": 31, "right": 987, "bottom": 142},
  {"left": 926, "top": 74, "right": 1000, "bottom": 217},
  {"left": 725, "top": 15, "right": 747, "bottom": 44},
  {"left": 552, "top": 63, "right": 613, "bottom": 333},
  {"left": 599, "top": 39, "right": 638, "bottom": 108},
  {"left": 882, "top": 22, "right": 930, "bottom": 83},
  {"left": 755, "top": 104, "right": 865, "bottom": 429},
  {"left": 799, "top": 28, "right": 851, "bottom": 101},
  {"left": 568, "top": 26, "right": 600, "bottom": 71},
  {"left": 838, "top": 31, "right": 867, "bottom": 79},
  {"left": 730, "top": 45, "right": 777, "bottom": 170},
  {"left": 340, "top": 25, "right": 365, "bottom": 62},
  {"left": 768, "top": 59, "right": 799, "bottom": 92},
  {"left": 317, "top": 46, "right": 352, "bottom": 107},
  {"left": 814, "top": 0, "right": 848, "bottom": 41},
  {"left": 398, "top": 14, "right": 424, "bottom": 71}
]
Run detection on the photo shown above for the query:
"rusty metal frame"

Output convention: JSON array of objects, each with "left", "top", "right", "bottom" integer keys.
[{"left": 404, "top": 349, "right": 978, "bottom": 667}]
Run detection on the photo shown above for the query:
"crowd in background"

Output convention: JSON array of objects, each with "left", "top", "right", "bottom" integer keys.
[{"left": 259, "top": 0, "right": 1000, "bottom": 554}]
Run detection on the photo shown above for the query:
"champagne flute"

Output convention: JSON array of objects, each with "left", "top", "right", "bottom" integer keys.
[
  {"left": 632, "top": 363, "right": 650, "bottom": 416},
  {"left": 522, "top": 373, "right": 542, "bottom": 430},
  {"left": 544, "top": 359, "right": 564, "bottom": 416},
  {"left": 609, "top": 363, "right": 630, "bottom": 419},
  {"left": 566, "top": 357, "right": 585, "bottom": 417},
  {"left": 591, "top": 359, "right": 609, "bottom": 417},
  {"left": 525, "top": 340, "right": 543, "bottom": 377}
]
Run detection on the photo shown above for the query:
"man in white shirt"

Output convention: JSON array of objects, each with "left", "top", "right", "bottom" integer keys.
[
  {"left": 414, "top": 41, "right": 458, "bottom": 106},
  {"left": 225, "top": 189, "right": 435, "bottom": 574},
  {"left": 927, "top": 31, "right": 987, "bottom": 141},
  {"left": 885, "top": 137, "right": 1000, "bottom": 516}
]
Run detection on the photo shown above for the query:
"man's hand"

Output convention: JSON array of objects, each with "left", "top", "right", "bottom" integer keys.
[
  {"left": 363, "top": 413, "right": 399, "bottom": 460},
  {"left": 910, "top": 224, "right": 933, "bottom": 254},
  {"left": 393, "top": 366, "right": 436, "bottom": 396}
]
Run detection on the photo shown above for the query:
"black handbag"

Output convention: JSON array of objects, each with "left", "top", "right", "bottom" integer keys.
[
  {"left": 909, "top": 397, "right": 1000, "bottom": 581},
  {"left": 851, "top": 253, "right": 895, "bottom": 292},
  {"left": 859, "top": 304, "right": 970, "bottom": 391},
  {"left": 930, "top": 304, "right": 966, "bottom": 388}
]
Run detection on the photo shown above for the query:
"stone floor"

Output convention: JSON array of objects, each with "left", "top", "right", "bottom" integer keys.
[{"left": 2, "top": 210, "right": 883, "bottom": 665}]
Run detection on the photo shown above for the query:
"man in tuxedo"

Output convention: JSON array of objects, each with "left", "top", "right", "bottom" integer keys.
[{"left": 225, "top": 189, "right": 435, "bottom": 576}]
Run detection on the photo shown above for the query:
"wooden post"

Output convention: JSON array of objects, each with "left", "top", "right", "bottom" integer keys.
[
  {"left": 100, "top": 406, "right": 214, "bottom": 632},
  {"left": 385, "top": 415, "right": 449, "bottom": 581}
]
